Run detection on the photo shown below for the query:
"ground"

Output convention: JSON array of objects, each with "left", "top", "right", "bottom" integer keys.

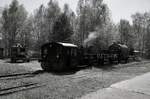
[{"left": 0, "top": 59, "right": 150, "bottom": 99}]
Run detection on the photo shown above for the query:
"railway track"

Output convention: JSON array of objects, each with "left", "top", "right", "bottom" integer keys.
[
  {"left": 0, "top": 82, "right": 44, "bottom": 96},
  {"left": 0, "top": 72, "right": 45, "bottom": 96},
  {"left": 0, "top": 73, "right": 35, "bottom": 80},
  {"left": 0, "top": 68, "right": 101, "bottom": 96}
]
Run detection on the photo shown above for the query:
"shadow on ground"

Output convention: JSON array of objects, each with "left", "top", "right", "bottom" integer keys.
[
  {"left": 32, "top": 70, "right": 45, "bottom": 75},
  {"left": 94, "top": 60, "right": 135, "bottom": 71},
  {"left": 31, "top": 64, "right": 116, "bottom": 76},
  {"left": 46, "top": 66, "right": 92, "bottom": 76},
  {"left": 95, "top": 64, "right": 117, "bottom": 71},
  {"left": 30, "top": 69, "right": 78, "bottom": 76}
]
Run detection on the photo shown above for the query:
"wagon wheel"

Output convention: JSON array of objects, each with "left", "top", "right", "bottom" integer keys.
[
  {"left": 11, "top": 58, "right": 16, "bottom": 63},
  {"left": 41, "top": 62, "right": 50, "bottom": 71}
]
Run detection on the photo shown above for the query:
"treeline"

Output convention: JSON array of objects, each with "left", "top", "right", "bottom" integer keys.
[
  {"left": 119, "top": 12, "right": 150, "bottom": 57},
  {"left": 0, "top": 0, "right": 150, "bottom": 58}
]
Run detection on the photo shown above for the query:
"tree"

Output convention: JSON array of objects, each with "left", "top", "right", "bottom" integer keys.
[
  {"left": 18, "top": 16, "right": 34, "bottom": 50},
  {"left": 63, "top": 4, "right": 75, "bottom": 28},
  {"left": 1, "top": 0, "right": 27, "bottom": 56},
  {"left": 75, "top": 0, "right": 112, "bottom": 47},
  {"left": 145, "top": 24, "right": 150, "bottom": 58},
  {"left": 29, "top": 0, "right": 61, "bottom": 51},
  {"left": 131, "top": 12, "right": 150, "bottom": 54},
  {"left": 52, "top": 13, "right": 73, "bottom": 42},
  {"left": 46, "top": 0, "right": 61, "bottom": 41},
  {"left": 33, "top": 5, "right": 48, "bottom": 50},
  {"left": 76, "top": 0, "right": 91, "bottom": 45},
  {"left": 1, "top": 8, "right": 9, "bottom": 54},
  {"left": 118, "top": 19, "right": 132, "bottom": 45}
]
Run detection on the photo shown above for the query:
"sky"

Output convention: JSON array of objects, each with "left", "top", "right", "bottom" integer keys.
[
  {"left": 0, "top": 0, "right": 150, "bottom": 24},
  {"left": 104, "top": 0, "right": 150, "bottom": 23}
]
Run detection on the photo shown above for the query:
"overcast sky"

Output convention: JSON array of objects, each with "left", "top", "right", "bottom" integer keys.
[{"left": 0, "top": 0, "right": 150, "bottom": 23}]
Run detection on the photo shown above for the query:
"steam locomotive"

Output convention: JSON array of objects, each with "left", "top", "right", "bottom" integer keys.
[
  {"left": 39, "top": 42, "right": 133, "bottom": 71},
  {"left": 11, "top": 44, "right": 30, "bottom": 63}
]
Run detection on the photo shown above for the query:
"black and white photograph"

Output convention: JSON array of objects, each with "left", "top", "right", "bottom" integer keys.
[{"left": 0, "top": 0, "right": 150, "bottom": 99}]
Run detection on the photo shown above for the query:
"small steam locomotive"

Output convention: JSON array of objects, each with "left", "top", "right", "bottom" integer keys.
[
  {"left": 39, "top": 42, "right": 133, "bottom": 71},
  {"left": 11, "top": 44, "right": 30, "bottom": 63}
]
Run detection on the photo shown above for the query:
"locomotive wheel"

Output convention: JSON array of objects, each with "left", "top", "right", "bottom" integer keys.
[
  {"left": 26, "top": 59, "right": 30, "bottom": 62},
  {"left": 41, "top": 62, "right": 51, "bottom": 71},
  {"left": 11, "top": 59, "right": 16, "bottom": 63}
]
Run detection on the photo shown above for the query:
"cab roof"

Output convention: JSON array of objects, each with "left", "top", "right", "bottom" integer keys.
[
  {"left": 42, "top": 42, "right": 78, "bottom": 48},
  {"left": 118, "top": 44, "right": 128, "bottom": 48},
  {"left": 58, "top": 42, "right": 78, "bottom": 47}
]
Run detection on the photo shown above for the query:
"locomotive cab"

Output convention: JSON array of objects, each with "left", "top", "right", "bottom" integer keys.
[{"left": 40, "top": 42, "right": 78, "bottom": 71}]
